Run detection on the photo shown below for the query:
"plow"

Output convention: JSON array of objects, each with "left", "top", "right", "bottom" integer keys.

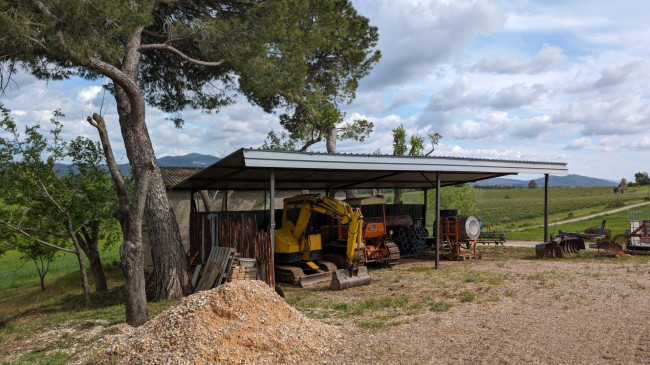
[
  {"left": 535, "top": 235, "right": 587, "bottom": 258},
  {"left": 536, "top": 220, "right": 625, "bottom": 258}
]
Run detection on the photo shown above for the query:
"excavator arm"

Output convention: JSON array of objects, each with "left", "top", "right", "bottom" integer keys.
[{"left": 283, "top": 194, "right": 363, "bottom": 267}]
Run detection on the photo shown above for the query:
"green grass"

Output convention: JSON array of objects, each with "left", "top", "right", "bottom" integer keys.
[
  {"left": 0, "top": 245, "right": 121, "bottom": 295},
  {"left": 459, "top": 291, "right": 476, "bottom": 302},
  {"left": 426, "top": 299, "right": 453, "bottom": 312},
  {"left": 507, "top": 211, "right": 637, "bottom": 241}
]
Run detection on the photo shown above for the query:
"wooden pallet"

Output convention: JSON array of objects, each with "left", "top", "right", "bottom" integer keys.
[{"left": 194, "top": 247, "right": 236, "bottom": 292}]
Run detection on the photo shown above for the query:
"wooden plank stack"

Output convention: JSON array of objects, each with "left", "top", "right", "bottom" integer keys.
[
  {"left": 194, "top": 246, "right": 236, "bottom": 292},
  {"left": 229, "top": 266, "right": 258, "bottom": 281}
]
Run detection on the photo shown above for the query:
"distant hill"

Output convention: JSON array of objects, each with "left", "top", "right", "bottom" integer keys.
[
  {"left": 54, "top": 153, "right": 220, "bottom": 176},
  {"left": 156, "top": 153, "right": 219, "bottom": 167},
  {"left": 474, "top": 174, "right": 617, "bottom": 187}
]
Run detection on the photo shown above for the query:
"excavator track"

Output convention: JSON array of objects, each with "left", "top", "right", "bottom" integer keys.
[
  {"left": 385, "top": 240, "right": 400, "bottom": 266},
  {"left": 316, "top": 260, "right": 339, "bottom": 272},
  {"left": 274, "top": 265, "right": 304, "bottom": 285},
  {"left": 274, "top": 260, "right": 340, "bottom": 288}
]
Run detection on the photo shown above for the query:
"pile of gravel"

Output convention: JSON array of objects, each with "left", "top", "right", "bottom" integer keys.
[{"left": 103, "top": 280, "right": 341, "bottom": 364}]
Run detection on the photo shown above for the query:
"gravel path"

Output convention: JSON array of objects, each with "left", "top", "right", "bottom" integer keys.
[{"left": 329, "top": 257, "right": 650, "bottom": 364}]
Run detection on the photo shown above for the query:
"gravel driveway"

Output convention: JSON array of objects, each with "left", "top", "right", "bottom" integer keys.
[{"left": 317, "top": 251, "right": 650, "bottom": 364}]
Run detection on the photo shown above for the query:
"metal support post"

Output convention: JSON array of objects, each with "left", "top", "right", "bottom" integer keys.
[
  {"left": 423, "top": 188, "right": 428, "bottom": 228},
  {"left": 435, "top": 173, "right": 441, "bottom": 270},
  {"left": 270, "top": 169, "right": 276, "bottom": 263},
  {"left": 544, "top": 174, "right": 549, "bottom": 242}
]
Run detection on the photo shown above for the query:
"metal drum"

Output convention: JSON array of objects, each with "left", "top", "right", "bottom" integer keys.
[{"left": 458, "top": 216, "right": 481, "bottom": 240}]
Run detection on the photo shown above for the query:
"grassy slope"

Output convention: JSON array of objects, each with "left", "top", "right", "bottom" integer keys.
[{"left": 0, "top": 244, "right": 177, "bottom": 364}]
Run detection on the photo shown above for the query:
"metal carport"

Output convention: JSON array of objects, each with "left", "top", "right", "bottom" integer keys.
[{"left": 173, "top": 148, "right": 569, "bottom": 269}]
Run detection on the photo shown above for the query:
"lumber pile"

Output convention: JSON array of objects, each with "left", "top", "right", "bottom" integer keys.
[
  {"left": 229, "top": 256, "right": 258, "bottom": 281},
  {"left": 229, "top": 266, "right": 258, "bottom": 281}
]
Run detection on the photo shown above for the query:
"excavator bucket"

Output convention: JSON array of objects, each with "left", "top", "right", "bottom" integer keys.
[
  {"left": 299, "top": 271, "right": 334, "bottom": 289},
  {"left": 331, "top": 266, "right": 371, "bottom": 290},
  {"left": 595, "top": 240, "right": 626, "bottom": 257}
]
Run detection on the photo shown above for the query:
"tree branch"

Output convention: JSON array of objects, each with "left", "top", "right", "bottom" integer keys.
[
  {"left": 299, "top": 129, "right": 323, "bottom": 152},
  {"left": 138, "top": 44, "right": 224, "bottom": 67},
  {"left": 141, "top": 28, "right": 167, "bottom": 40},
  {"left": 17, "top": 226, "right": 68, "bottom": 239},
  {"left": 0, "top": 218, "right": 75, "bottom": 254},
  {"left": 305, "top": 53, "right": 331, "bottom": 85},
  {"left": 87, "top": 113, "right": 129, "bottom": 200}
]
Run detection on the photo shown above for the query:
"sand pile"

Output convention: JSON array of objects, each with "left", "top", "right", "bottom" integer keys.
[{"left": 106, "top": 280, "right": 341, "bottom": 364}]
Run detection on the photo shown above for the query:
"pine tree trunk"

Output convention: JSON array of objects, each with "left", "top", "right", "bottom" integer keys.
[
  {"left": 121, "top": 237, "right": 148, "bottom": 326},
  {"left": 200, "top": 190, "right": 218, "bottom": 212},
  {"left": 326, "top": 126, "right": 338, "bottom": 153},
  {"left": 118, "top": 109, "right": 190, "bottom": 299},
  {"left": 111, "top": 32, "right": 190, "bottom": 299},
  {"left": 87, "top": 100, "right": 149, "bottom": 326},
  {"left": 326, "top": 127, "right": 356, "bottom": 199}
]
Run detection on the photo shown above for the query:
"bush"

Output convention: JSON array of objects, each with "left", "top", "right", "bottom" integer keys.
[{"left": 606, "top": 201, "right": 624, "bottom": 208}]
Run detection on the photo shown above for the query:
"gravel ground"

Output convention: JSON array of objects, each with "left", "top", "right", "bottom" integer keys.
[
  {"left": 73, "top": 249, "right": 649, "bottom": 364},
  {"left": 326, "top": 256, "right": 650, "bottom": 364}
]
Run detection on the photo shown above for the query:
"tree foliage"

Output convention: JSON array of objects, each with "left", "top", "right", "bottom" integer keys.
[
  {"left": 391, "top": 124, "right": 443, "bottom": 203},
  {"left": 391, "top": 124, "right": 441, "bottom": 157},
  {"left": 259, "top": 1, "right": 380, "bottom": 152},
  {"left": 528, "top": 180, "right": 538, "bottom": 189},
  {"left": 634, "top": 172, "right": 650, "bottom": 186},
  {"left": 0, "top": 105, "right": 120, "bottom": 300},
  {"left": 428, "top": 185, "right": 477, "bottom": 216}
]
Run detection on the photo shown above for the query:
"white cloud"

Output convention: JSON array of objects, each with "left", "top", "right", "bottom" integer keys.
[
  {"left": 77, "top": 86, "right": 103, "bottom": 104},
  {"left": 490, "top": 83, "right": 546, "bottom": 109},
  {"left": 554, "top": 94, "right": 650, "bottom": 137},
  {"left": 475, "top": 44, "right": 565, "bottom": 74},
  {"left": 355, "top": 0, "right": 502, "bottom": 89},
  {"left": 564, "top": 137, "right": 592, "bottom": 150},
  {"left": 447, "top": 111, "right": 515, "bottom": 140},
  {"left": 3, "top": 0, "right": 650, "bottom": 182},
  {"left": 387, "top": 89, "right": 423, "bottom": 111}
]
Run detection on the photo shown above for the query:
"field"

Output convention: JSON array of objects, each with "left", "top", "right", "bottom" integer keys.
[
  {"left": 1, "top": 246, "right": 650, "bottom": 364},
  {"left": 396, "top": 186, "right": 650, "bottom": 240}
]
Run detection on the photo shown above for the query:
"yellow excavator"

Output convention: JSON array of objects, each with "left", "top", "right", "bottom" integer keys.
[{"left": 274, "top": 194, "right": 371, "bottom": 289}]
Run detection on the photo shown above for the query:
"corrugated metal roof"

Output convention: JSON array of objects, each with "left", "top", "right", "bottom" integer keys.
[
  {"left": 159, "top": 166, "right": 203, "bottom": 188},
  {"left": 171, "top": 148, "right": 569, "bottom": 191}
]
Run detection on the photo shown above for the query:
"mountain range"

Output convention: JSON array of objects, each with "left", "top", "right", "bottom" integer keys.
[
  {"left": 54, "top": 153, "right": 615, "bottom": 187},
  {"left": 473, "top": 174, "right": 617, "bottom": 187}
]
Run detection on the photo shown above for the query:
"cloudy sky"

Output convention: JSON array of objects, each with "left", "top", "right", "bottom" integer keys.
[{"left": 2, "top": 0, "right": 650, "bottom": 181}]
